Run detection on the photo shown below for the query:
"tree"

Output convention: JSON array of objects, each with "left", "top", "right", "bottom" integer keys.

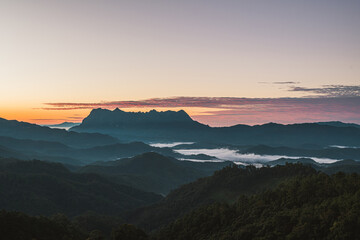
[{"left": 112, "top": 224, "right": 148, "bottom": 240}]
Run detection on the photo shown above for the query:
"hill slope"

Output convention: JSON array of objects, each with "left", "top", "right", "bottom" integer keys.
[
  {"left": 154, "top": 171, "right": 360, "bottom": 240},
  {"left": 79, "top": 152, "right": 232, "bottom": 195},
  {"left": 0, "top": 158, "right": 162, "bottom": 216},
  {"left": 127, "top": 164, "right": 316, "bottom": 231}
]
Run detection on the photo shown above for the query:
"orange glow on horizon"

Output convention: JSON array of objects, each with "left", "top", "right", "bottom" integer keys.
[{"left": 0, "top": 106, "right": 219, "bottom": 125}]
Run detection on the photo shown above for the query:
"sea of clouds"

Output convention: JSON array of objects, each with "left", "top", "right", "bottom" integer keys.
[{"left": 174, "top": 148, "right": 339, "bottom": 164}]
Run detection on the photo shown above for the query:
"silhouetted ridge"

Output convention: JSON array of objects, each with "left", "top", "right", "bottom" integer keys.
[
  {"left": 0, "top": 117, "right": 118, "bottom": 148},
  {"left": 79, "top": 108, "right": 194, "bottom": 128},
  {"left": 71, "top": 109, "right": 208, "bottom": 142}
]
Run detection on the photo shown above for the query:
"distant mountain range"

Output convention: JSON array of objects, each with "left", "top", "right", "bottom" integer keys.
[
  {"left": 0, "top": 135, "right": 216, "bottom": 166},
  {"left": 71, "top": 109, "right": 360, "bottom": 147},
  {"left": 316, "top": 121, "right": 360, "bottom": 129},
  {"left": 0, "top": 117, "right": 118, "bottom": 148}
]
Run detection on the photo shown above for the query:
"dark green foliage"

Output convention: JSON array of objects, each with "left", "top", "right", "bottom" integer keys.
[
  {"left": 1, "top": 163, "right": 360, "bottom": 239},
  {"left": 0, "top": 158, "right": 162, "bottom": 216},
  {"left": 73, "top": 212, "right": 124, "bottom": 238},
  {"left": 112, "top": 224, "right": 148, "bottom": 240},
  {"left": 154, "top": 171, "right": 360, "bottom": 240},
  {"left": 127, "top": 163, "right": 316, "bottom": 231},
  {"left": 0, "top": 211, "right": 86, "bottom": 240},
  {"left": 87, "top": 230, "right": 105, "bottom": 240}
]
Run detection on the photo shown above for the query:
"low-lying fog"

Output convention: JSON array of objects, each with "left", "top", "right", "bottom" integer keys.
[
  {"left": 149, "top": 142, "right": 194, "bottom": 148},
  {"left": 329, "top": 145, "right": 360, "bottom": 149},
  {"left": 174, "top": 148, "right": 338, "bottom": 164}
]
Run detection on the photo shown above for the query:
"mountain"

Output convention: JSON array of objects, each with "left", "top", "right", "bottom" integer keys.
[
  {"left": 223, "top": 122, "right": 360, "bottom": 147},
  {"left": 322, "top": 159, "right": 360, "bottom": 174},
  {"left": 71, "top": 109, "right": 360, "bottom": 147},
  {"left": 153, "top": 170, "right": 360, "bottom": 240},
  {"left": 0, "top": 145, "right": 29, "bottom": 159},
  {"left": 79, "top": 152, "right": 232, "bottom": 195},
  {"left": 0, "top": 136, "right": 215, "bottom": 165},
  {"left": 0, "top": 158, "right": 162, "bottom": 217},
  {"left": 126, "top": 163, "right": 316, "bottom": 231},
  {"left": 0, "top": 117, "right": 118, "bottom": 148},
  {"left": 76, "top": 108, "right": 195, "bottom": 127},
  {"left": 316, "top": 121, "right": 360, "bottom": 129},
  {"left": 71, "top": 108, "right": 210, "bottom": 142},
  {"left": 267, "top": 158, "right": 360, "bottom": 176}
]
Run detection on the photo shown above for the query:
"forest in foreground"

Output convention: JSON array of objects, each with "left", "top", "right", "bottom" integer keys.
[{"left": 1, "top": 163, "right": 359, "bottom": 240}]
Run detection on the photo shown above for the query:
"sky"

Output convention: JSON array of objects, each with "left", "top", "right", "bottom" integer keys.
[{"left": 0, "top": 0, "right": 359, "bottom": 126}]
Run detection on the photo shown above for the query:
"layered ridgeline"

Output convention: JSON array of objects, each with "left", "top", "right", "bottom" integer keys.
[
  {"left": 0, "top": 158, "right": 162, "bottom": 217},
  {"left": 79, "top": 152, "right": 232, "bottom": 195},
  {"left": 71, "top": 109, "right": 360, "bottom": 147},
  {"left": 0, "top": 117, "right": 118, "bottom": 148},
  {"left": 126, "top": 164, "right": 317, "bottom": 231},
  {"left": 0, "top": 135, "right": 216, "bottom": 166},
  {"left": 0, "top": 117, "right": 217, "bottom": 165},
  {"left": 0, "top": 152, "right": 230, "bottom": 201}
]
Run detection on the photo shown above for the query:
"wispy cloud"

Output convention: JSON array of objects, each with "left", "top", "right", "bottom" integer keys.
[
  {"left": 289, "top": 85, "right": 360, "bottom": 97},
  {"left": 42, "top": 96, "right": 360, "bottom": 126},
  {"left": 43, "top": 97, "right": 279, "bottom": 110},
  {"left": 258, "top": 81, "right": 300, "bottom": 85},
  {"left": 43, "top": 96, "right": 360, "bottom": 110}
]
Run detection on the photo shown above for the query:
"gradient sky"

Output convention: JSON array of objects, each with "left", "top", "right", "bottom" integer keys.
[{"left": 0, "top": 0, "right": 359, "bottom": 126}]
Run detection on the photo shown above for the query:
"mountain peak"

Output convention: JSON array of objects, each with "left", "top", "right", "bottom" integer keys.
[{"left": 77, "top": 108, "right": 195, "bottom": 129}]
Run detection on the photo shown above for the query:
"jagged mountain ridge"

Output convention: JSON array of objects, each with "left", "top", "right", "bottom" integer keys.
[{"left": 75, "top": 108, "right": 199, "bottom": 128}]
